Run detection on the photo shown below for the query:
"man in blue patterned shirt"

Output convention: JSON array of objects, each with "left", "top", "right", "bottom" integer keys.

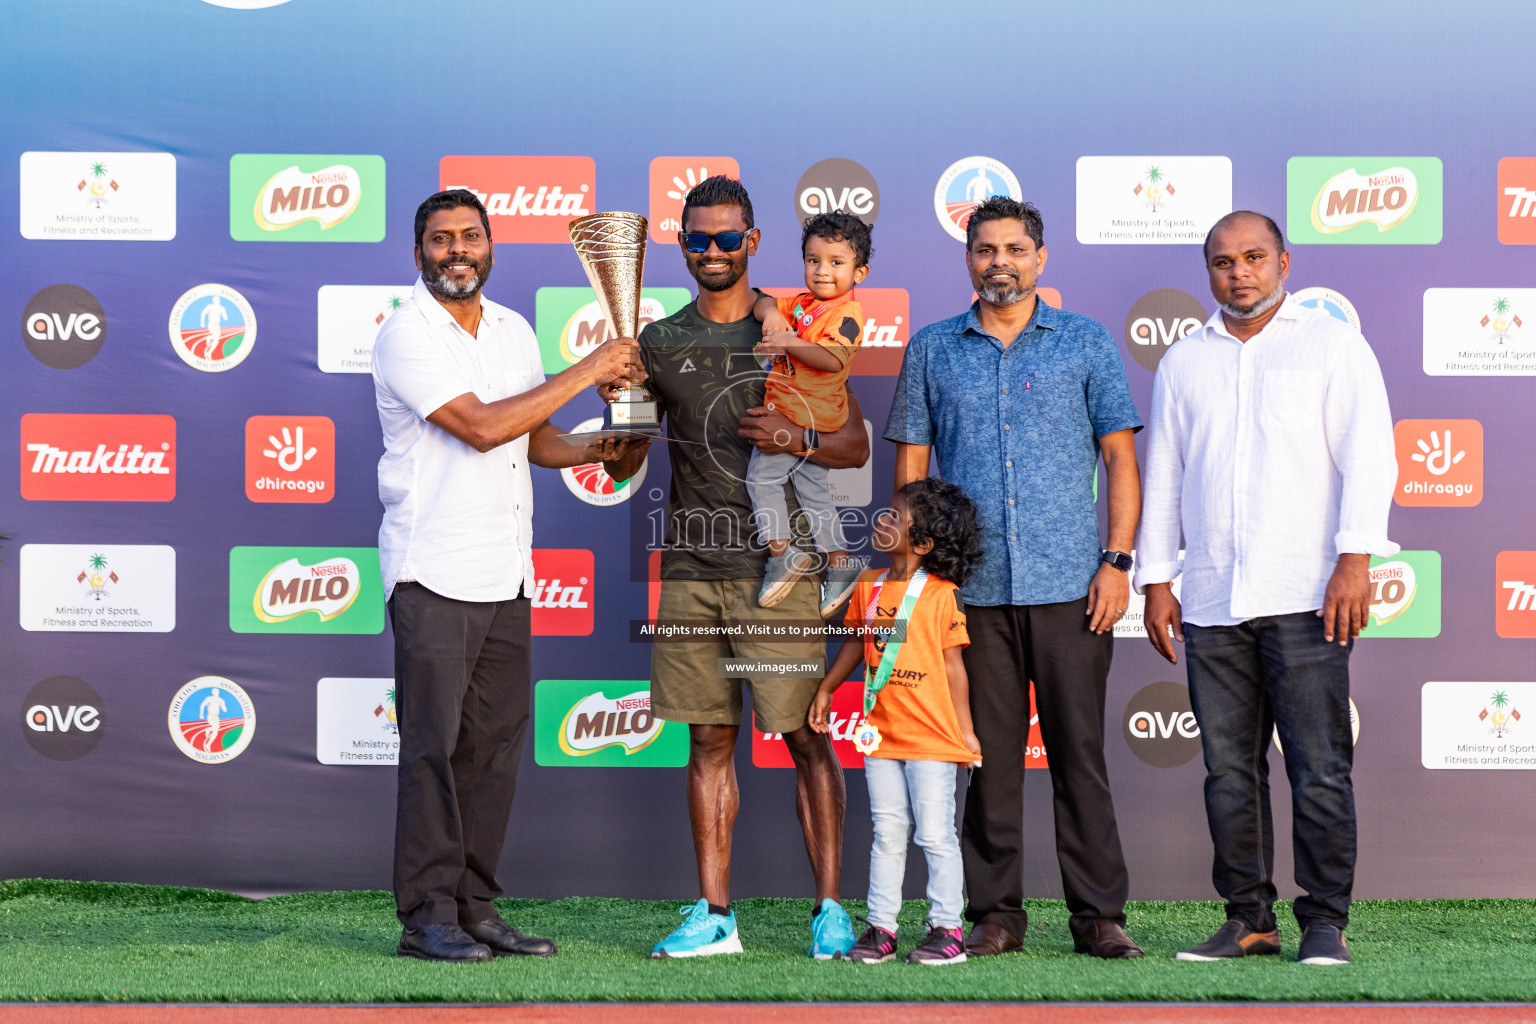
[{"left": 884, "top": 197, "right": 1145, "bottom": 959}]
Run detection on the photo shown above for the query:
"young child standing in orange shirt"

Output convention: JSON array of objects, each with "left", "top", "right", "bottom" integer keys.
[
  {"left": 748, "top": 211, "right": 870, "bottom": 617},
  {"left": 810, "top": 478, "right": 984, "bottom": 965}
]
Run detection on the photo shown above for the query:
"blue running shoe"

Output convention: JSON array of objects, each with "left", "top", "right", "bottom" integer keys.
[
  {"left": 651, "top": 899, "right": 743, "bottom": 959},
  {"left": 809, "top": 898, "right": 858, "bottom": 960}
]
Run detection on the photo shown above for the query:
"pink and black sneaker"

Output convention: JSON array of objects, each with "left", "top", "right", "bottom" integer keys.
[
  {"left": 907, "top": 922, "right": 966, "bottom": 965},
  {"left": 848, "top": 924, "right": 898, "bottom": 963}
]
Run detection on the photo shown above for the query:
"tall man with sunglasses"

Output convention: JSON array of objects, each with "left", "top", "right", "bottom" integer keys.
[{"left": 601, "top": 176, "right": 871, "bottom": 960}]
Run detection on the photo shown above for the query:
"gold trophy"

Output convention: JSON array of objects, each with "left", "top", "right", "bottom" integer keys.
[{"left": 568, "top": 211, "right": 660, "bottom": 437}]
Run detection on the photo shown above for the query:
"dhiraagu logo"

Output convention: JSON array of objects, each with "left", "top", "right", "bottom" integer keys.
[
  {"left": 230, "top": 155, "right": 385, "bottom": 242},
  {"left": 229, "top": 546, "right": 384, "bottom": 634},
  {"left": 1360, "top": 550, "right": 1441, "bottom": 639},
  {"left": 1287, "top": 157, "right": 1442, "bottom": 244},
  {"left": 534, "top": 680, "right": 688, "bottom": 767},
  {"left": 534, "top": 287, "right": 691, "bottom": 375}
]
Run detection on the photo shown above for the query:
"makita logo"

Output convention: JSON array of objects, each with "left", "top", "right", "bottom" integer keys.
[
  {"left": 1498, "top": 158, "right": 1536, "bottom": 245},
  {"left": 448, "top": 183, "right": 590, "bottom": 219},
  {"left": 765, "top": 709, "right": 867, "bottom": 745},
  {"left": 20, "top": 414, "right": 176, "bottom": 501},
  {"left": 440, "top": 156, "right": 596, "bottom": 244},
  {"left": 255, "top": 556, "right": 360, "bottom": 623},
  {"left": 530, "top": 548, "right": 595, "bottom": 636},
  {"left": 26, "top": 443, "right": 169, "bottom": 475},
  {"left": 1507, "top": 187, "right": 1536, "bottom": 219},
  {"left": 1505, "top": 581, "right": 1536, "bottom": 612}
]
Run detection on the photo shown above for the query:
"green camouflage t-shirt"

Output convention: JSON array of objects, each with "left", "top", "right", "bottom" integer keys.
[{"left": 640, "top": 300, "right": 797, "bottom": 580}]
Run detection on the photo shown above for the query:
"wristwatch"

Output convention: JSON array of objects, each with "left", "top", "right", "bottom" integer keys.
[
  {"left": 792, "top": 426, "right": 820, "bottom": 457},
  {"left": 1101, "top": 550, "right": 1133, "bottom": 572}
]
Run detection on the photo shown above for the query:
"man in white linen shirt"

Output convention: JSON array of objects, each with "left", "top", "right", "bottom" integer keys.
[
  {"left": 374, "top": 189, "right": 644, "bottom": 963},
  {"left": 1134, "top": 211, "right": 1397, "bottom": 968}
]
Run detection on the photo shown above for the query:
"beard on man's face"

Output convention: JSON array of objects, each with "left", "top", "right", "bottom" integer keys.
[
  {"left": 972, "top": 265, "right": 1031, "bottom": 306},
  {"left": 421, "top": 250, "right": 492, "bottom": 300},
  {"left": 689, "top": 251, "right": 747, "bottom": 293},
  {"left": 1220, "top": 281, "right": 1285, "bottom": 320}
]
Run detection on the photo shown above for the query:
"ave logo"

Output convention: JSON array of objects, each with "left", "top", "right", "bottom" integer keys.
[
  {"left": 245, "top": 415, "right": 335, "bottom": 503},
  {"left": 531, "top": 548, "right": 595, "bottom": 636},
  {"left": 1393, "top": 419, "right": 1482, "bottom": 507},
  {"left": 22, "top": 285, "right": 107, "bottom": 369},
  {"left": 794, "top": 159, "right": 880, "bottom": 225},
  {"left": 1123, "top": 289, "right": 1206, "bottom": 372},
  {"left": 440, "top": 156, "right": 594, "bottom": 244},
  {"left": 21, "top": 676, "right": 105, "bottom": 761},
  {"left": 1122, "top": 681, "right": 1201, "bottom": 767},
  {"left": 648, "top": 157, "right": 740, "bottom": 242}
]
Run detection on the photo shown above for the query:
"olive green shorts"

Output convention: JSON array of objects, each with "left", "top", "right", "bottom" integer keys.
[{"left": 650, "top": 576, "right": 824, "bottom": 734}]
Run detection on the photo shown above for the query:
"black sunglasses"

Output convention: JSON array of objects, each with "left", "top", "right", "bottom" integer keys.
[{"left": 681, "top": 230, "right": 750, "bottom": 254}]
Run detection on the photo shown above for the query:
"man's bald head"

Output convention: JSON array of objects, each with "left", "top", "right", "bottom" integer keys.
[{"left": 1203, "top": 211, "right": 1286, "bottom": 261}]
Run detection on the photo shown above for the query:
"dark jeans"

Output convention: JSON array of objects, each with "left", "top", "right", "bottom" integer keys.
[
  {"left": 1184, "top": 610, "right": 1356, "bottom": 932},
  {"left": 960, "top": 598, "right": 1130, "bottom": 944},
  {"left": 389, "top": 582, "right": 531, "bottom": 930}
]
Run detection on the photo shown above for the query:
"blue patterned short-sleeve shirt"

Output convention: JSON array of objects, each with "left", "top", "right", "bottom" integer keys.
[{"left": 883, "top": 301, "right": 1142, "bottom": 607}]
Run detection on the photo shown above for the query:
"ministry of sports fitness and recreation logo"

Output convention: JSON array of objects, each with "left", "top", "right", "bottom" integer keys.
[
  {"left": 20, "top": 413, "right": 176, "bottom": 502},
  {"left": 1286, "top": 157, "right": 1443, "bottom": 245},
  {"left": 647, "top": 157, "right": 740, "bottom": 242},
  {"left": 1478, "top": 689, "right": 1522, "bottom": 739},
  {"left": 1421, "top": 682, "right": 1536, "bottom": 770},
  {"left": 440, "top": 155, "right": 594, "bottom": 244},
  {"left": 315, "top": 677, "right": 399, "bottom": 765},
  {"left": 1075, "top": 156, "right": 1232, "bottom": 244},
  {"left": 533, "top": 680, "right": 688, "bottom": 767},
  {"left": 1498, "top": 157, "right": 1536, "bottom": 245},
  {"left": 1496, "top": 551, "right": 1536, "bottom": 639},
  {"left": 228, "top": 546, "right": 385, "bottom": 634},
  {"left": 229, "top": 154, "right": 385, "bottom": 242},
  {"left": 315, "top": 284, "right": 411, "bottom": 373},
  {"left": 1122, "top": 682, "right": 1201, "bottom": 767},
  {"left": 1423, "top": 288, "right": 1535, "bottom": 376},
  {"left": 244, "top": 415, "right": 335, "bottom": 503},
  {"left": 19, "top": 151, "right": 177, "bottom": 240},
  {"left": 19, "top": 543, "right": 176, "bottom": 632},
  {"left": 533, "top": 286, "right": 691, "bottom": 375},
  {"left": 1292, "top": 286, "right": 1361, "bottom": 331},
  {"left": 933, "top": 156, "right": 1021, "bottom": 242},
  {"left": 794, "top": 158, "right": 880, "bottom": 226},
  {"left": 168, "top": 284, "right": 256, "bottom": 372},
  {"left": 1360, "top": 551, "right": 1441, "bottom": 639},
  {"left": 22, "top": 284, "right": 107, "bottom": 369},
  {"left": 21, "top": 676, "right": 104, "bottom": 761},
  {"left": 1393, "top": 419, "right": 1482, "bottom": 507},
  {"left": 169, "top": 677, "right": 255, "bottom": 764},
  {"left": 559, "top": 417, "right": 647, "bottom": 507},
  {"left": 1122, "top": 289, "right": 1206, "bottom": 372},
  {"left": 531, "top": 548, "right": 595, "bottom": 637}
]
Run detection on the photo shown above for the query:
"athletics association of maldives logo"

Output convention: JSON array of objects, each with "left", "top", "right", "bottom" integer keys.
[
  {"left": 559, "top": 417, "right": 647, "bottom": 507},
  {"left": 169, "top": 677, "right": 255, "bottom": 764},
  {"left": 1292, "top": 286, "right": 1361, "bottom": 331},
  {"left": 933, "top": 156, "right": 1021, "bottom": 242},
  {"left": 168, "top": 284, "right": 256, "bottom": 372}
]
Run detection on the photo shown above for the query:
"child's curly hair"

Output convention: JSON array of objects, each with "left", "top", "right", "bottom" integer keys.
[{"left": 899, "top": 478, "right": 984, "bottom": 586}]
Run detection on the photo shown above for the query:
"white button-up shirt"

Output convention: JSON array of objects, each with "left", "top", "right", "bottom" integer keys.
[
  {"left": 373, "top": 277, "right": 544, "bottom": 603},
  {"left": 1133, "top": 294, "right": 1398, "bottom": 626}
]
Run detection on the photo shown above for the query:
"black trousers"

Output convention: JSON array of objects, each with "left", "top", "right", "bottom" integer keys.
[
  {"left": 960, "top": 598, "right": 1129, "bottom": 943},
  {"left": 1184, "top": 611, "right": 1356, "bottom": 931},
  {"left": 389, "top": 582, "right": 531, "bottom": 930}
]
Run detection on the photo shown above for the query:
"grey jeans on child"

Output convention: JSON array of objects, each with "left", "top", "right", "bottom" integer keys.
[{"left": 745, "top": 448, "right": 846, "bottom": 555}]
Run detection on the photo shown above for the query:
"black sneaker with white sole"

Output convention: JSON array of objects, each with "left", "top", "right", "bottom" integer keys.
[
  {"left": 1298, "top": 924, "right": 1351, "bottom": 965},
  {"left": 1176, "top": 918, "right": 1282, "bottom": 961}
]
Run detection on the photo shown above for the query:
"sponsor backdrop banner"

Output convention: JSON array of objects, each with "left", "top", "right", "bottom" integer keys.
[{"left": 1, "top": 0, "right": 1534, "bottom": 903}]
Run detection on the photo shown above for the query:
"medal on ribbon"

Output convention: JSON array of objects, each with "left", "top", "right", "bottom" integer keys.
[{"left": 852, "top": 722, "right": 883, "bottom": 755}]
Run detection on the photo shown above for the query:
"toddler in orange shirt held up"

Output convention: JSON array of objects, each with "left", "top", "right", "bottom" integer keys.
[
  {"left": 748, "top": 211, "right": 871, "bottom": 618},
  {"left": 810, "top": 477, "right": 984, "bottom": 965}
]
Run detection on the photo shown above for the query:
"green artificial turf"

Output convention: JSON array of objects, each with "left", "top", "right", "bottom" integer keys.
[{"left": 1, "top": 879, "right": 1535, "bottom": 1003}]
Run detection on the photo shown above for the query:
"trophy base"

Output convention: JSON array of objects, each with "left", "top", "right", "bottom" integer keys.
[
  {"left": 558, "top": 428, "right": 665, "bottom": 445},
  {"left": 609, "top": 399, "right": 659, "bottom": 430}
]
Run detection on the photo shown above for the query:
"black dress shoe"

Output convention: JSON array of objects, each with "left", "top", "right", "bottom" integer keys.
[
  {"left": 397, "top": 923, "right": 493, "bottom": 962},
  {"left": 1074, "top": 921, "right": 1145, "bottom": 959},
  {"left": 964, "top": 922, "right": 1023, "bottom": 956},
  {"left": 464, "top": 915, "right": 558, "bottom": 957}
]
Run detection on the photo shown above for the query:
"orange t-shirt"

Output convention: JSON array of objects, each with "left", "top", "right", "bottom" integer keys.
[
  {"left": 843, "top": 569, "right": 975, "bottom": 763},
  {"left": 764, "top": 292, "right": 863, "bottom": 433}
]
